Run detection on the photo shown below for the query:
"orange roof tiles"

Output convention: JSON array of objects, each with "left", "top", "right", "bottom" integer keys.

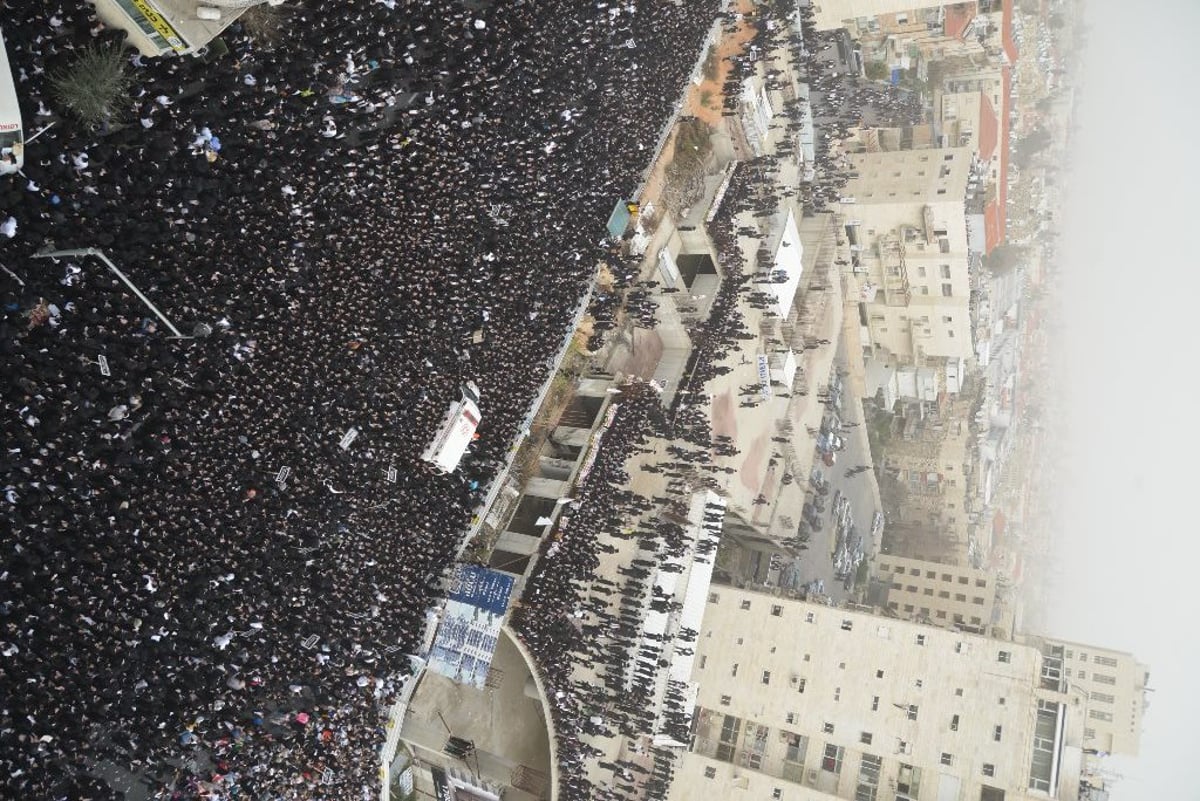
[{"left": 943, "top": 2, "right": 978, "bottom": 40}]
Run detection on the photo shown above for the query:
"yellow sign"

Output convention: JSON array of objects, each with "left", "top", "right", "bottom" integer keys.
[{"left": 129, "top": 0, "right": 188, "bottom": 53}]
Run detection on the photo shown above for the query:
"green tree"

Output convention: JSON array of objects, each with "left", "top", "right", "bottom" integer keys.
[
  {"left": 50, "top": 45, "right": 134, "bottom": 126},
  {"left": 865, "top": 61, "right": 889, "bottom": 81}
]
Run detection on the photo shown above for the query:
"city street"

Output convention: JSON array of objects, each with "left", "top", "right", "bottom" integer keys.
[{"left": 788, "top": 356, "right": 882, "bottom": 602}]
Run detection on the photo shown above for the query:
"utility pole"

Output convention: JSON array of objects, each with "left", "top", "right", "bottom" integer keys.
[{"left": 33, "top": 247, "right": 189, "bottom": 338}]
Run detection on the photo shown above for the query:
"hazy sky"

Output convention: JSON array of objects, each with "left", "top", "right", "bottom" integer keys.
[{"left": 1048, "top": 0, "right": 1200, "bottom": 797}]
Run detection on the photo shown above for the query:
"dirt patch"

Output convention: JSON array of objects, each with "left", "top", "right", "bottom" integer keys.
[
  {"left": 739, "top": 432, "right": 768, "bottom": 495},
  {"left": 684, "top": 0, "right": 758, "bottom": 127},
  {"left": 711, "top": 390, "right": 737, "bottom": 440}
]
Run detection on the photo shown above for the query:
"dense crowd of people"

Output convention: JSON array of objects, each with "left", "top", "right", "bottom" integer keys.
[{"left": 0, "top": 0, "right": 721, "bottom": 797}]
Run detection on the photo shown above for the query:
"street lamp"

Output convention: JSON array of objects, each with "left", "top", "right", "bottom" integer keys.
[{"left": 32, "top": 247, "right": 191, "bottom": 339}]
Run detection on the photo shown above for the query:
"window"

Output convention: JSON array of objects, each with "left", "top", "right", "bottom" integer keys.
[
  {"left": 841, "top": 619, "right": 854, "bottom": 631},
  {"left": 805, "top": 612, "right": 816, "bottom": 623},
  {"left": 699, "top": 655, "right": 707, "bottom": 669},
  {"left": 936, "top": 610, "right": 946, "bottom": 619},
  {"left": 938, "top": 590, "right": 950, "bottom": 599},
  {"left": 907, "top": 705, "right": 919, "bottom": 721},
  {"left": 954, "top": 688, "right": 964, "bottom": 696},
  {"left": 993, "top": 725, "right": 1003, "bottom": 742},
  {"left": 923, "top": 588, "right": 934, "bottom": 596},
  {"left": 952, "top": 593, "right": 965, "bottom": 602},
  {"left": 798, "top": 678, "right": 807, "bottom": 693},
  {"left": 925, "top": 570, "right": 936, "bottom": 578},
  {"left": 896, "top": 763, "right": 922, "bottom": 798},
  {"left": 941, "top": 574, "right": 952, "bottom": 582},
  {"left": 942, "top": 283, "right": 953, "bottom": 297},
  {"left": 1094, "top": 655, "right": 1119, "bottom": 667},
  {"left": 784, "top": 732, "right": 807, "bottom": 763},
  {"left": 998, "top": 651, "right": 1011, "bottom": 663},
  {"left": 1079, "top": 652, "right": 1088, "bottom": 661},
  {"left": 909, "top": 568, "right": 920, "bottom": 576},
  {"left": 876, "top": 670, "right": 884, "bottom": 679},
  {"left": 903, "top": 604, "right": 915, "bottom": 613},
  {"left": 771, "top": 604, "right": 783, "bottom": 617},
  {"left": 720, "top": 695, "right": 732, "bottom": 706},
  {"left": 1094, "top": 673, "right": 1117, "bottom": 685},
  {"left": 773, "top": 790, "right": 783, "bottom": 801},
  {"left": 856, "top": 753, "right": 882, "bottom": 801},
  {"left": 1085, "top": 728, "right": 1096, "bottom": 739},
  {"left": 957, "top": 576, "right": 969, "bottom": 585},
  {"left": 916, "top": 634, "right": 926, "bottom": 645},
  {"left": 835, "top": 687, "right": 842, "bottom": 701},
  {"left": 879, "top": 562, "right": 891, "bottom": 572},
  {"left": 950, "top": 714, "right": 959, "bottom": 731},
  {"left": 1091, "top": 692, "right": 1115, "bottom": 704},
  {"left": 1031, "top": 700, "right": 1060, "bottom": 791},
  {"left": 1089, "top": 710, "right": 1114, "bottom": 722},
  {"left": 821, "top": 744, "right": 844, "bottom": 774},
  {"left": 1078, "top": 671, "right": 1087, "bottom": 680},
  {"left": 731, "top": 664, "right": 739, "bottom": 676},
  {"left": 999, "top": 697, "right": 1006, "bottom": 705},
  {"left": 906, "top": 585, "right": 917, "bottom": 593},
  {"left": 704, "top": 766, "right": 717, "bottom": 779},
  {"left": 982, "top": 764, "right": 995, "bottom": 777},
  {"left": 823, "top": 722, "right": 835, "bottom": 734},
  {"left": 786, "top": 712, "right": 798, "bottom": 724},
  {"left": 980, "top": 786, "right": 1004, "bottom": 801},
  {"left": 975, "top": 579, "right": 987, "bottom": 588},
  {"left": 860, "top": 731, "right": 873, "bottom": 745},
  {"left": 762, "top": 671, "right": 771, "bottom": 685},
  {"left": 940, "top": 753, "right": 954, "bottom": 766},
  {"left": 1065, "top": 649, "right": 1074, "bottom": 659},
  {"left": 955, "top": 641, "right": 969, "bottom": 654},
  {"left": 740, "top": 600, "right": 752, "bottom": 610},
  {"left": 708, "top": 592, "right": 719, "bottom": 603},
  {"left": 940, "top": 265, "right": 952, "bottom": 279}
]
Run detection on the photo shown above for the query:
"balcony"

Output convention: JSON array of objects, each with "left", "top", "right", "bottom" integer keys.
[{"left": 876, "top": 235, "right": 912, "bottom": 307}]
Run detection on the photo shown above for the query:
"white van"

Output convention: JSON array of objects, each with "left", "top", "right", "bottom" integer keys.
[
  {"left": 0, "top": 29, "right": 23, "bottom": 175},
  {"left": 420, "top": 381, "right": 481, "bottom": 474}
]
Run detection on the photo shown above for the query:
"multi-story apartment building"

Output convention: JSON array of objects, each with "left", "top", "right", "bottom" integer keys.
[
  {"left": 873, "top": 554, "right": 1001, "bottom": 635},
  {"left": 842, "top": 147, "right": 976, "bottom": 369},
  {"left": 809, "top": 0, "right": 947, "bottom": 33},
  {"left": 1032, "top": 638, "right": 1149, "bottom": 758},
  {"left": 672, "top": 585, "right": 1087, "bottom": 801},
  {"left": 874, "top": 393, "right": 978, "bottom": 562}
]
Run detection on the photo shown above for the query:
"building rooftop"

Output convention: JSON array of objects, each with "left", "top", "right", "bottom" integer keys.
[{"left": 944, "top": 2, "right": 979, "bottom": 41}]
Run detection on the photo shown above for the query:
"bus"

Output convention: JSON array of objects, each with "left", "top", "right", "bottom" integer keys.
[{"left": 0, "top": 28, "right": 22, "bottom": 175}]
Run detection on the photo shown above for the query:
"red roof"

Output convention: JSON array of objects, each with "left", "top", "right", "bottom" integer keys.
[
  {"left": 977, "top": 92, "right": 998, "bottom": 161},
  {"left": 944, "top": 2, "right": 978, "bottom": 40},
  {"left": 1001, "top": 0, "right": 1019, "bottom": 65}
]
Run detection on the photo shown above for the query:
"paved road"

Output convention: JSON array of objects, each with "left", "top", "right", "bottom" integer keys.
[{"left": 787, "top": 355, "right": 882, "bottom": 603}]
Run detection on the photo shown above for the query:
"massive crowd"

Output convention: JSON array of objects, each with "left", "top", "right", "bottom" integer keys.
[{"left": 0, "top": 0, "right": 720, "bottom": 797}]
